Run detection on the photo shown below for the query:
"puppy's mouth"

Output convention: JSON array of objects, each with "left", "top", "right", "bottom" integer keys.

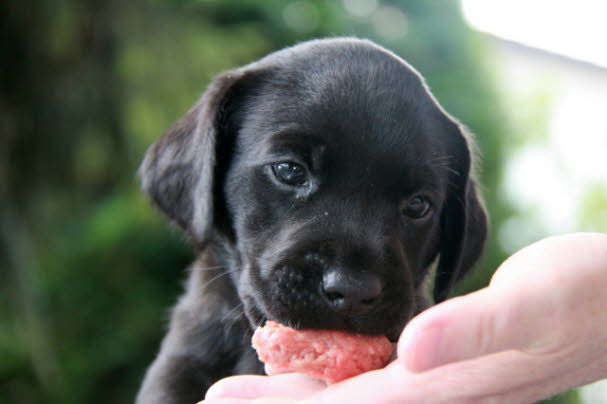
[
  {"left": 242, "top": 297, "right": 404, "bottom": 343},
  {"left": 242, "top": 297, "right": 267, "bottom": 330},
  {"left": 385, "top": 327, "right": 403, "bottom": 343}
]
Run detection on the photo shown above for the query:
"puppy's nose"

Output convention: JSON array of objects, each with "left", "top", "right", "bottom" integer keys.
[{"left": 321, "top": 269, "right": 382, "bottom": 315}]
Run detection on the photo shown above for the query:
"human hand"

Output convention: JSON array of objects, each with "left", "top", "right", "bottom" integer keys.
[{"left": 201, "top": 233, "right": 607, "bottom": 404}]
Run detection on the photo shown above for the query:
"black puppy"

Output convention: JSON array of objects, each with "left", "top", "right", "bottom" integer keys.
[{"left": 136, "top": 38, "right": 487, "bottom": 404}]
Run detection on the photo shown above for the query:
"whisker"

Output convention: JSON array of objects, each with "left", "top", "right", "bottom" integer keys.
[
  {"left": 192, "top": 265, "right": 225, "bottom": 271},
  {"left": 225, "top": 306, "right": 247, "bottom": 338},
  {"left": 201, "top": 269, "right": 237, "bottom": 293},
  {"left": 443, "top": 166, "right": 462, "bottom": 176},
  {"left": 222, "top": 302, "right": 244, "bottom": 323},
  {"left": 425, "top": 155, "right": 454, "bottom": 164}
]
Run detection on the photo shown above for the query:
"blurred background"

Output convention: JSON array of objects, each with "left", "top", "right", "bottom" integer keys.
[{"left": 1, "top": 0, "right": 605, "bottom": 403}]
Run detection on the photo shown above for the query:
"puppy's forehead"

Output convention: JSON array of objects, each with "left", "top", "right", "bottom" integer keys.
[{"left": 239, "top": 39, "right": 444, "bottom": 163}]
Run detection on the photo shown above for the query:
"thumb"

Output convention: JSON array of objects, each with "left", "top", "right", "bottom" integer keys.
[{"left": 398, "top": 287, "right": 540, "bottom": 372}]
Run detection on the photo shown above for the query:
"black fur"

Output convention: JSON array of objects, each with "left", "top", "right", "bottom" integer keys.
[{"left": 136, "top": 38, "right": 488, "bottom": 404}]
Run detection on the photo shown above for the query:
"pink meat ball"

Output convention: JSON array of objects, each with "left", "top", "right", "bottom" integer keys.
[{"left": 252, "top": 321, "right": 392, "bottom": 384}]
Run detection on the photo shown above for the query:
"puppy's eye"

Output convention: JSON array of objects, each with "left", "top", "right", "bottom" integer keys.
[
  {"left": 272, "top": 162, "right": 308, "bottom": 186},
  {"left": 403, "top": 195, "right": 432, "bottom": 219}
]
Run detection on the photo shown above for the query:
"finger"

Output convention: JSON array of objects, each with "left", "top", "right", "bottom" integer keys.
[
  {"left": 388, "top": 350, "right": 579, "bottom": 404},
  {"left": 302, "top": 349, "right": 602, "bottom": 404},
  {"left": 489, "top": 232, "right": 607, "bottom": 287},
  {"left": 407, "top": 344, "right": 607, "bottom": 404},
  {"left": 298, "top": 364, "right": 406, "bottom": 404},
  {"left": 206, "top": 373, "right": 326, "bottom": 400},
  {"left": 201, "top": 398, "right": 296, "bottom": 404},
  {"left": 398, "top": 287, "right": 540, "bottom": 372}
]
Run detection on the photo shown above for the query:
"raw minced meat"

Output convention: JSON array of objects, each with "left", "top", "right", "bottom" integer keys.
[{"left": 251, "top": 320, "right": 392, "bottom": 383}]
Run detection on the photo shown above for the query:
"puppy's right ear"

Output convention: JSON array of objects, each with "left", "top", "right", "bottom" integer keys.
[{"left": 139, "top": 70, "right": 257, "bottom": 246}]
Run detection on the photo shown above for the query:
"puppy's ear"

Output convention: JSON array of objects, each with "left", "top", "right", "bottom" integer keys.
[
  {"left": 139, "top": 70, "right": 257, "bottom": 246},
  {"left": 434, "top": 120, "right": 489, "bottom": 303}
]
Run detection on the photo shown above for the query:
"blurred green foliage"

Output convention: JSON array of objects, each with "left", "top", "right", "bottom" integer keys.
[{"left": 0, "top": 1, "right": 583, "bottom": 403}]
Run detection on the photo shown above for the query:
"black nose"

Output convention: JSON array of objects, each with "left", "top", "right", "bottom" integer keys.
[{"left": 321, "top": 268, "right": 382, "bottom": 315}]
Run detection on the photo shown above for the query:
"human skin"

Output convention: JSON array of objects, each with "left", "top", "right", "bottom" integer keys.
[{"left": 201, "top": 232, "right": 607, "bottom": 404}]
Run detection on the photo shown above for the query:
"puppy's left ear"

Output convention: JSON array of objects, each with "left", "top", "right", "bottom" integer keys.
[{"left": 434, "top": 119, "right": 489, "bottom": 303}]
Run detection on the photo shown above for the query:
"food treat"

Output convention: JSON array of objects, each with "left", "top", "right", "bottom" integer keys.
[{"left": 252, "top": 320, "right": 392, "bottom": 383}]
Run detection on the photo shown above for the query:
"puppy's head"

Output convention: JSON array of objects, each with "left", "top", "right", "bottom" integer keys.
[{"left": 140, "top": 38, "right": 487, "bottom": 340}]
